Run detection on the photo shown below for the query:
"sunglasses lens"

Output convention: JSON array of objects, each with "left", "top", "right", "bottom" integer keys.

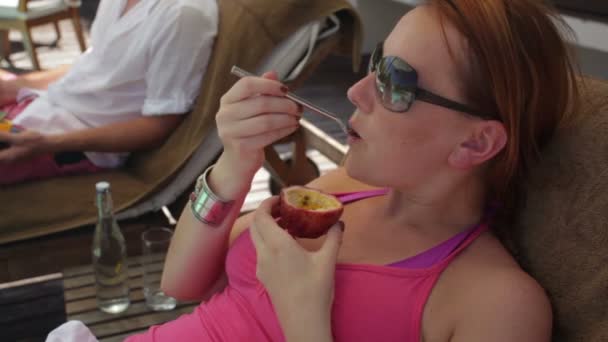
[
  {"left": 375, "top": 56, "right": 417, "bottom": 112},
  {"left": 368, "top": 43, "right": 489, "bottom": 118}
]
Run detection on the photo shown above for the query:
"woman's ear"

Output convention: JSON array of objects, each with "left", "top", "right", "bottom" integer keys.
[{"left": 448, "top": 121, "right": 507, "bottom": 170}]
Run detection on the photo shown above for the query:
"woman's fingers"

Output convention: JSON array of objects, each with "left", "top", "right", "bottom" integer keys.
[
  {"left": 222, "top": 96, "right": 301, "bottom": 122},
  {"left": 220, "top": 121, "right": 298, "bottom": 152},
  {"left": 236, "top": 126, "right": 299, "bottom": 150},
  {"left": 222, "top": 112, "right": 299, "bottom": 138},
  {"left": 253, "top": 196, "right": 281, "bottom": 240},
  {"left": 317, "top": 222, "right": 344, "bottom": 262},
  {"left": 221, "top": 75, "right": 287, "bottom": 105},
  {"left": 261, "top": 71, "right": 279, "bottom": 81},
  {"left": 249, "top": 217, "right": 266, "bottom": 251},
  {"left": 253, "top": 197, "right": 298, "bottom": 247},
  {"left": 216, "top": 71, "right": 303, "bottom": 158}
]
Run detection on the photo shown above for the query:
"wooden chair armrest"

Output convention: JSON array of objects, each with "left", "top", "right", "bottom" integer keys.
[
  {"left": 300, "top": 118, "right": 348, "bottom": 165},
  {"left": 18, "top": 0, "right": 28, "bottom": 12},
  {"left": 263, "top": 118, "right": 348, "bottom": 192}
]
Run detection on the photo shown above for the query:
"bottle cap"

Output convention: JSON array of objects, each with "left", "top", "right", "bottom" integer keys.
[{"left": 95, "top": 181, "right": 110, "bottom": 192}]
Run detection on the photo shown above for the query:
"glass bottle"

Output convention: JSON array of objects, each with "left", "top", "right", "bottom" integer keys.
[{"left": 92, "top": 181, "right": 130, "bottom": 314}]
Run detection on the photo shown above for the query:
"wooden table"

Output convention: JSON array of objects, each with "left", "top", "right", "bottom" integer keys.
[
  {"left": 62, "top": 256, "right": 199, "bottom": 341},
  {"left": 1, "top": 256, "right": 200, "bottom": 341}
]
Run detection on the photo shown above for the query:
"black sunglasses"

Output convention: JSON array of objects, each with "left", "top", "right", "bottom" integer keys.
[{"left": 369, "top": 42, "right": 495, "bottom": 120}]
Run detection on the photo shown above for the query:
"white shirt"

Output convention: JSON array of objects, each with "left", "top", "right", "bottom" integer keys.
[{"left": 14, "top": 0, "right": 218, "bottom": 167}]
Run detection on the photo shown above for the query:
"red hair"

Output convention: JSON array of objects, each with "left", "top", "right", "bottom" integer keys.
[{"left": 429, "top": 0, "right": 580, "bottom": 205}]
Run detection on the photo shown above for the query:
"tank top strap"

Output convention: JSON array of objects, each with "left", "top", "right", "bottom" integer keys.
[
  {"left": 334, "top": 188, "right": 390, "bottom": 204},
  {"left": 436, "top": 201, "right": 500, "bottom": 265},
  {"left": 434, "top": 222, "right": 489, "bottom": 269}
]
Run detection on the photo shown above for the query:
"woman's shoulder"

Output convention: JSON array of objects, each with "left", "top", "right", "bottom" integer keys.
[
  {"left": 456, "top": 232, "right": 541, "bottom": 291},
  {"left": 442, "top": 233, "right": 552, "bottom": 340}
]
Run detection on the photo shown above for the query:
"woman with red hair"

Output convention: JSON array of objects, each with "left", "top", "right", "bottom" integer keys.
[{"left": 129, "top": 0, "right": 579, "bottom": 341}]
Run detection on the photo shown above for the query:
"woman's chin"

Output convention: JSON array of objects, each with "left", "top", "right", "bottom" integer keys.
[{"left": 344, "top": 157, "right": 373, "bottom": 183}]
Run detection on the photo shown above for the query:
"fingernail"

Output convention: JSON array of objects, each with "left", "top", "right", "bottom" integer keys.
[
  {"left": 338, "top": 221, "right": 345, "bottom": 232},
  {"left": 280, "top": 85, "right": 289, "bottom": 93}
]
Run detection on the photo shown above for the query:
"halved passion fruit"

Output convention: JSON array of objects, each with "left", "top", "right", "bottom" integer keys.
[{"left": 278, "top": 186, "right": 344, "bottom": 238}]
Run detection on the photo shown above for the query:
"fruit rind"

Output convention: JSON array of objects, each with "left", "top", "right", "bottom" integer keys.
[{"left": 279, "top": 186, "right": 344, "bottom": 238}]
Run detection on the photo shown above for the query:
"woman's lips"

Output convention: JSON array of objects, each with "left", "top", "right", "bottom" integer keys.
[
  {"left": 347, "top": 125, "right": 361, "bottom": 144},
  {"left": 347, "top": 127, "right": 360, "bottom": 138}
]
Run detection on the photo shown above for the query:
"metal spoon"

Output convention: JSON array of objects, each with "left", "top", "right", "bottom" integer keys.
[{"left": 230, "top": 66, "right": 349, "bottom": 135}]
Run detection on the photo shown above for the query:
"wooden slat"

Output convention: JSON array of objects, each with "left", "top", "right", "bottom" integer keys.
[
  {"left": 64, "top": 270, "right": 161, "bottom": 302},
  {"left": 63, "top": 258, "right": 143, "bottom": 279},
  {"left": 66, "top": 278, "right": 177, "bottom": 315},
  {"left": 263, "top": 147, "right": 289, "bottom": 188},
  {"left": 300, "top": 118, "right": 348, "bottom": 165},
  {"left": 69, "top": 299, "right": 197, "bottom": 327},
  {"left": 64, "top": 282, "right": 99, "bottom": 301},
  {"left": 63, "top": 259, "right": 163, "bottom": 290},
  {"left": 63, "top": 254, "right": 164, "bottom": 279},
  {"left": 64, "top": 267, "right": 139, "bottom": 290},
  {"left": 89, "top": 305, "right": 197, "bottom": 339},
  {"left": 66, "top": 288, "right": 142, "bottom": 316}
]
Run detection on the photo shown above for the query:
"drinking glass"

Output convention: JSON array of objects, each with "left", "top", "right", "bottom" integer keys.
[{"left": 141, "top": 227, "right": 177, "bottom": 311}]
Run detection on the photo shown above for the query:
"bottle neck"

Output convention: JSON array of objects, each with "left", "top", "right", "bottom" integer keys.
[{"left": 96, "top": 190, "right": 114, "bottom": 219}]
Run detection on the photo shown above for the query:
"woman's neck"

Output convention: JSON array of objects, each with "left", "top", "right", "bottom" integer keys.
[{"left": 379, "top": 175, "right": 487, "bottom": 237}]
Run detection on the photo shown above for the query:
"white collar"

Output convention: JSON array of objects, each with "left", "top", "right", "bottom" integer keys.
[{"left": 109, "top": 0, "right": 158, "bottom": 39}]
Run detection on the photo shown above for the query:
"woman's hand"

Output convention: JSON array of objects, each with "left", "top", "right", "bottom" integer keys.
[
  {"left": 211, "top": 72, "right": 302, "bottom": 199},
  {"left": 251, "top": 196, "right": 343, "bottom": 342}
]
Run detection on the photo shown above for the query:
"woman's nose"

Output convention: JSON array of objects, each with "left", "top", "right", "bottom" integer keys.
[{"left": 347, "top": 73, "right": 375, "bottom": 114}]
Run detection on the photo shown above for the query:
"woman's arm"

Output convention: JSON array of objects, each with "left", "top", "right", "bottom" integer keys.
[
  {"left": 160, "top": 72, "right": 302, "bottom": 300},
  {"left": 160, "top": 155, "right": 253, "bottom": 300}
]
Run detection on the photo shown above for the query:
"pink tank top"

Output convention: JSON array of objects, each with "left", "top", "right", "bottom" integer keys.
[{"left": 126, "top": 189, "right": 489, "bottom": 342}]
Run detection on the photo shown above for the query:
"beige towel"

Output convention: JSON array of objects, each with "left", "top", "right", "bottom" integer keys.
[{"left": 501, "top": 77, "right": 608, "bottom": 341}]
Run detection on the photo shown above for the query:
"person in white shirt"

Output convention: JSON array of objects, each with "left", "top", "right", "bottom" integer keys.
[{"left": 0, "top": 0, "right": 218, "bottom": 185}]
